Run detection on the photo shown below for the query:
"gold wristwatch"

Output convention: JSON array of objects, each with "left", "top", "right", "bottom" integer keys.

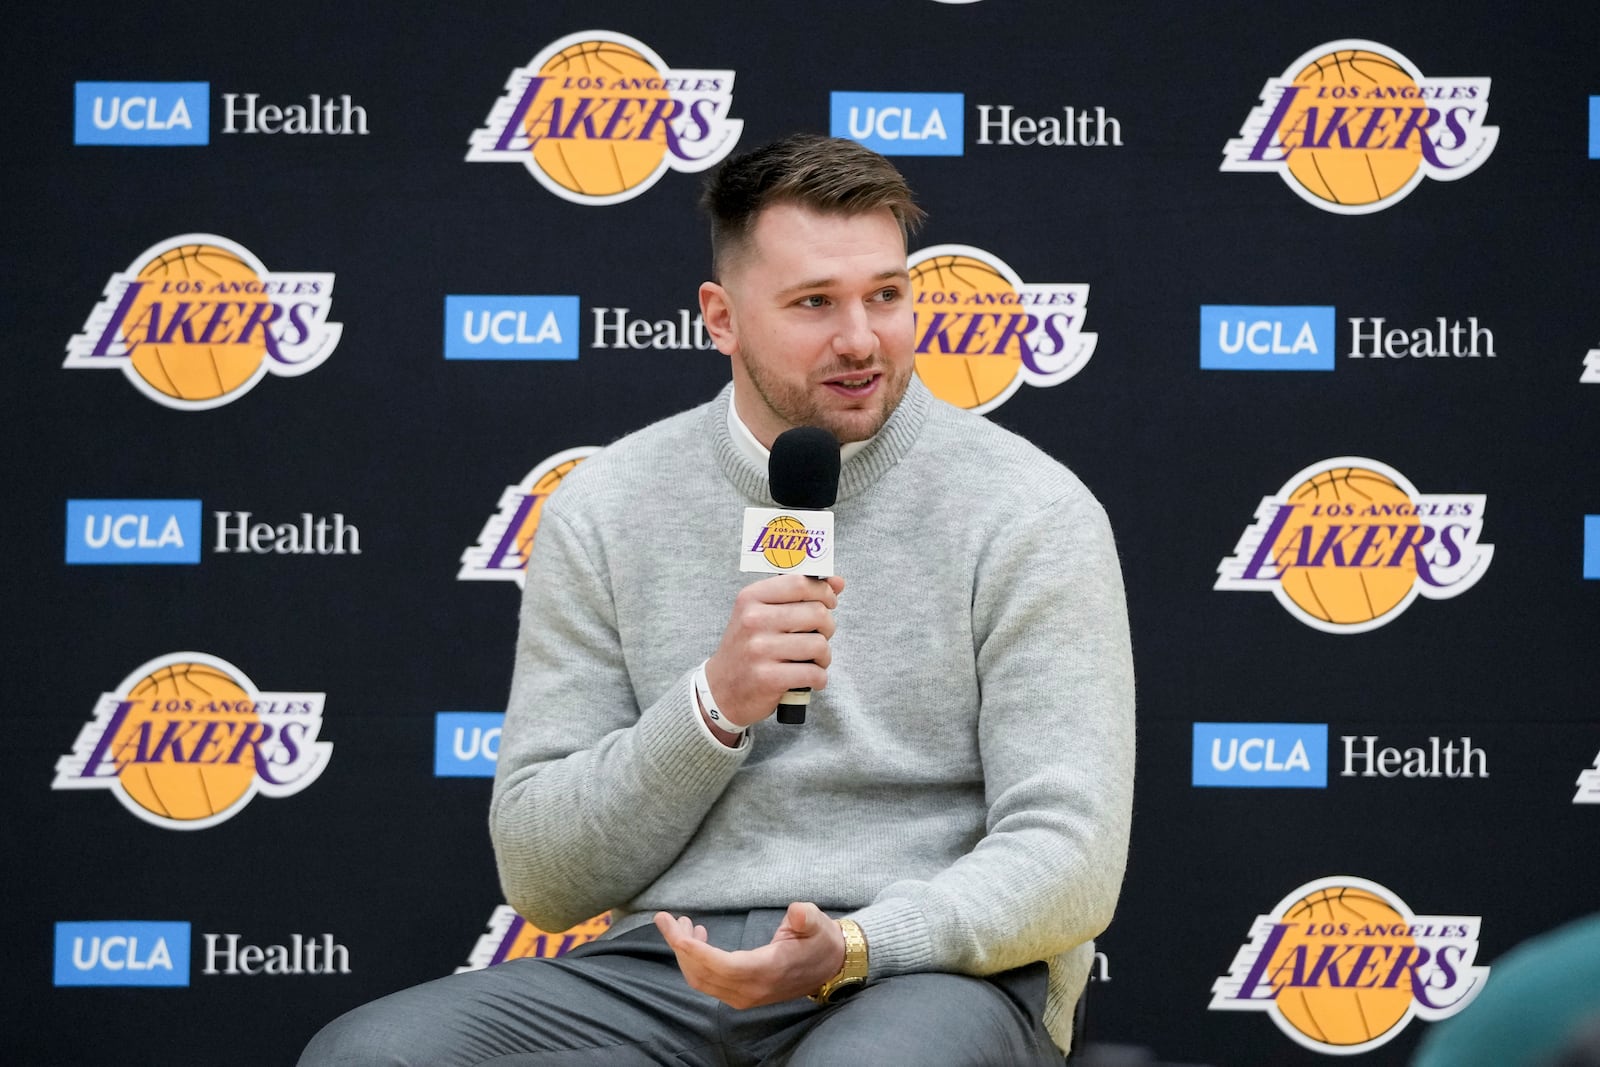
[{"left": 810, "top": 918, "right": 869, "bottom": 1004}]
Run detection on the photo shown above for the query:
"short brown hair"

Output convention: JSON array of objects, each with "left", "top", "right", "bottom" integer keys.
[{"left": 701, "top": 133, "right": 925, "bottom": 279}]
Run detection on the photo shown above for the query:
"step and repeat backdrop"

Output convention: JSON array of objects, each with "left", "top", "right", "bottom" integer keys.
[{"left": 5, "top": 2, "right": 1598, "bottom": 1064}]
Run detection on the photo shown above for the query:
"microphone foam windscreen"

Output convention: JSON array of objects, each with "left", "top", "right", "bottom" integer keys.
[{"left": 769, "top": 426, "right": 841, "bottom": 509}]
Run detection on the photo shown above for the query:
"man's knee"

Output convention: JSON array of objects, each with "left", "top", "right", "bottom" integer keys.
[
  {"left": 298, "top": 1001, "right": 413, "bottom": 1067},
  {"left": 780, "top": 967, "right": 1061, "bottom": 1067}
]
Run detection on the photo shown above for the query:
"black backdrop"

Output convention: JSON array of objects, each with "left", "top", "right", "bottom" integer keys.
[{"left": 5, "top": 3, "right": 1597, "bottom": 1064}]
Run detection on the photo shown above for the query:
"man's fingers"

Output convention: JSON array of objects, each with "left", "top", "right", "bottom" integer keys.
[
  {"left": 785, "top": 901, "right": 815, "bottom": 934},
  {"left": 744, "top": 573, "right": 843, "bottom": 609},
  {"left": 749, "top": 631, "right": 832, "bottom": 664}
]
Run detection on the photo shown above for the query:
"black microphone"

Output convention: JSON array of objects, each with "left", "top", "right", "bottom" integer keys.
[{"left": 768, "top": 426, "right": 840, "bottom": 724}]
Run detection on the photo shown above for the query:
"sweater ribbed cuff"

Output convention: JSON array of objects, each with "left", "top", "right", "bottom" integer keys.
[
  {"left": 846, "top": 898, "right": 934, "bottom": 981},
  {"left": 634, "top": 669, "right": 751, "bottom": 791}
]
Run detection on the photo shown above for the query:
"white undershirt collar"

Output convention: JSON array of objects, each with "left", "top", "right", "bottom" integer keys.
[{"left": 726, "top": 391, "right": 870, "bottom": 473}]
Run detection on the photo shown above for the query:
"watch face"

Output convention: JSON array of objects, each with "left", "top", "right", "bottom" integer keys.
[{"left": 829, "top": 977, "right": 866, "bottom": 1002}]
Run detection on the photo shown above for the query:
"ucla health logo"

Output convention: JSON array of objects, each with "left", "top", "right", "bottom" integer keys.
[
  {"left": 909, "top": 244, "right": 1095, "bottom": 414},
  {"left": 56, "top": 921, "right": 350, "bottom": 985},
  {"left": 1200, "top": 306, "right": 1336, "bottom": 370},
  {"left": 445, "top": 296, "right": 579, "bottom": 359},
  {"left": 1222, "top": 41, "right": 1497, "bottom": 214},
  {"left": 1216, "top": 458, "right": 1493, "bottom": 633},
  {"left": 1211, "top": 877, "right": 1487, "bottom": 1054},
  {"left": 458, "top": 907, "right": 612, "bottom": 973},
  {"left": 67, "top": 501, "right": 359, "bottom": 562},
  {"left": 66, "top": 499, "right": 201, "bottom": 564},
  {"left": 75, "top": 82, "right": 209, "bottom": 145},
  {"left": 830, "top": 92, "right": 963, "bottom": 155},
  {"left": 460, "top": 448, "right": 598, "bottom": 585},
  {"left": 468, "top": 30, "right": 742, "bottom": 205},
  {"left": 55, "top": 921, "right": 191, "bottom": 986},
  {"left": 54, "top": 653, "right": 331, "bottom": 830},
  {"left": 1193, "top": 723, "right": 1328, "bottom": 788},
  {"left": 435, "top": 712, "right": 503, "bottom": 777},
  {"left": 65, "top": 235, "right": 341, "bottom": 410}
]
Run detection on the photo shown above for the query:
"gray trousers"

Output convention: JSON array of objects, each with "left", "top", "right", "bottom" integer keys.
[{"left": 299, "top": 910, "right": 1065, "bottom": 1066}]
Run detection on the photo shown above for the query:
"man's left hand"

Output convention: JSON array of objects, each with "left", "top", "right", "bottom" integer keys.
[{"left": 652, "top": 902, "right": 845, "bottom": 1010}]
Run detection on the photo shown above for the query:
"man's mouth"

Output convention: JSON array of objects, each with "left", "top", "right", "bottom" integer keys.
[{"left": 823, "top": 372, "right": 879, "bottom": 396}]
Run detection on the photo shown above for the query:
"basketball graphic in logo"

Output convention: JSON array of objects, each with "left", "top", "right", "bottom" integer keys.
[
  {"left": 1280, "top": 49, "right": 1423, "bottom": 209},
  {"left": 1268, "top": 466, "right": 1419, "bottom": 627},
  {"left": 910, "top": 252, "right": 1025, "bottom": 411},
  {"left": 760, "top": 515, "right": 810, "bottom": 569},
  {"left": 125, "top": 243, "right": 271, "bottom": 403},
  {"left": 115, "top": 661, "right": 261, "bottom": 822},
  {"left": 526, "top": 40, "right": 673, "bottom": 199},
  {"left": 1267, "top": 885, "right": 1418, "bottom": 1047}
]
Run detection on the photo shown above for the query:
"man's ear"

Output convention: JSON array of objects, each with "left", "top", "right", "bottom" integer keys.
[{"left": 699, "top": 281, "right": 738, "bottom": 357}]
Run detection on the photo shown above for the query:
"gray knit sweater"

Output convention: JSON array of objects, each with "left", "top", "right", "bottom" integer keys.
[{"left": 490, "top": 377, "right": 1135, "bottom": 1051}]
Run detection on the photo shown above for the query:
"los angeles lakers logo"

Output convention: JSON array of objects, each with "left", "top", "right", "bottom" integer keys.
[
  {"left": 460, "top": 447, "right": 599, "bottom": 586},
  {"left": 1222, "top": 40, "right": 1497, "bottom": 214},
  {"left": 467, "top": 31, "right": 742, "bottom": 205},
  {"left": 64, "top": 235, "right": 341, "bottom": 410},
  {"left": 908, "top": 244, "right": 1095, "bottom": 414},
  {"left": 1216, "top": 458, "right": 1493, "bottom": 633},
  {"left": 739, "top": 507, "right": 833, "bottom": 577},
  {"left": 753, "top": 515, "right": 823, "bottom": 570},
  {"left": 1211, "top": 877, "right": 1487, "bottom": 1054},
  {"left": 457, "top": 906, "right": 613, "bottom": 973},
  {"left": 53, "top": 653, "right": 331, "bottom": 830}
]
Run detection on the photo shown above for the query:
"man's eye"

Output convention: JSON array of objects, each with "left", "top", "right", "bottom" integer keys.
[
  {"left": 876, "top": 287, "right": 902, "bottom": 303},
  {"left": 797, "top": 295, "right": 828, "bottom": 308}
]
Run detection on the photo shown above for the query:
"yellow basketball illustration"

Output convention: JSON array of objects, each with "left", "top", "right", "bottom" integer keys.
[
  {"left": 115, "top": 662, "right": 260, "bottom": 822},
  {"left": 1283, "top": 48, "right": 1422, "bottom": 208},
  {"left": 1270, "top": 467, "right": 1417, "bottom": 626},
  {"left": 125, "top": 243, "right": 267, "bottom": 403},
  {"left": 506, "top": 912, "right": 613, "bottom": 961},
  {"left": 510, "top": 455, "right": 590, "bottom": 569},
  {"left": 1270, "top": 886, "right": 1417, "bottom": 1047},
  {"left": 761, "top": 515, "right": 808, "bottom": 569},
  {"left": 910, "top": 253, "right": 1024, "bottom": 410},
  {"left": 527, "top": 40, "right": 671, "bottom": 197}
]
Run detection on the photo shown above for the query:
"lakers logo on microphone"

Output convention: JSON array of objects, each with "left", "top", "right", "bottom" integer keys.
[
  {"left": 467, "top": 31, "right": 742, "bottom": 205},
  {"left": 53, "top": 653, "right": 331, "bottom": 830},
  {"left": 1210, "top": 876, "right": 1487, "bottom": 1054},
  {"left": 1221, "top": 40, "right": 1497, "bottom": 214},
  {"left": 752, "top": 515, "right": 825, "bottom": 570},
  {"left": 741, "top": 509, "right": 833, "bottom": 576},
  {"left": 909, "top": 244, "right": 1095, "bottom": 414},
  {"left": 65, "top": 235, "right": 341, "bottom": 410},
  {"left": 1215, "top": 458, "right": 1493, "bottom": 633}
]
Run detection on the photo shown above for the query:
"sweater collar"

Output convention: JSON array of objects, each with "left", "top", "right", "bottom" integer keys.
[
  {"left": 724, "top": 393, "right": 871, "bottom": 470},
  {"left": 707, "top": 375, "right": 933, "bottom": 504}
]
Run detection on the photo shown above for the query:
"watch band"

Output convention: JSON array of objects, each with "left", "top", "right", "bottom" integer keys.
[{"left": 809, "top": 918, "right": 869, "bottom": 1004}]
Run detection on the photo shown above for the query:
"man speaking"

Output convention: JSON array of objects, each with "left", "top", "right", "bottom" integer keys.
[{"left": 302, "top": 134, "right": 1134, "bottom": 1066}]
